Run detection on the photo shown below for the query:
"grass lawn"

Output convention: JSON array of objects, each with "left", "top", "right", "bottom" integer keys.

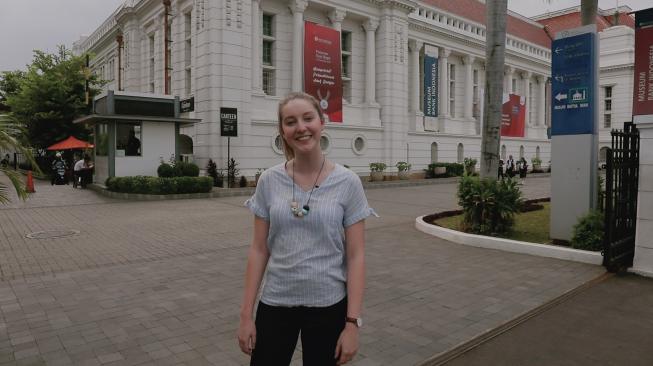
[{"left": 434, "top": 203, "right": 552, "bottom": 244}]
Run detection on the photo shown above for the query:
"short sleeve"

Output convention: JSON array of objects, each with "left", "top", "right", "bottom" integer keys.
[
  {"left": 343, "top": 173, "right": 378, "bottom": 227},
  {"left": 244, "top": 173, "right": 270, "bottom": 220}
]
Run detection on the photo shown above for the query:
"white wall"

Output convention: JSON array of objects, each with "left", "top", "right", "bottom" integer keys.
[{"left": 115, "top": 122, "right": 175, "bottom": 177}]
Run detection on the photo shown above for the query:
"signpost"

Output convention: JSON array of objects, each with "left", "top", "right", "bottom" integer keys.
[
  {"left": 550, "top": 25, "right": 599, "bottom": 240},
  {"left": 220, "top": 107, "right": 237, "bottom": 187}
]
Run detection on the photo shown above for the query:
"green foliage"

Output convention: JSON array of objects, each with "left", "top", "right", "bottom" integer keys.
[
  {"left": 175, "top": 161, "right": 200, "bottom": 177},
  {"left": 239, "top": 175, "right": 248, "bottom": 188},
  {"left": 105, "top": 176, "right": 213, "bottom": 194},
  {"left": 206, "top": 159, "right": 223, "bottom": 187},
  {"left": 2, "top": 46, "right": 104, "bottom": 148},
  {"left": 395, "top": 161, "right": 411, "bottom": 172},
  {"left": 157, "top": 163, "right": 175, "bottom": 178},
  {"left": 463, "top": 158, "right": 477, "bottom": 175},
  {"left": 571, "top": 210, "right": 604, "bottom": 251},
  {"left": 427, "top": 163, "right": 464, "bottom": 177},
  {"left": 227, "top": 158, "right": 239, "bottom": 188},
  {"left": 369, "top": 162, "right": 387, "bottom": 172},
  {"left": 457, "top": 175, "right": 523, "bottom": 234},
  {"left": 531, "top": 157, "right": 542, "bottom": 166},
  {"left": 0, "top": 114, "right": 39, "bottom": 204}
]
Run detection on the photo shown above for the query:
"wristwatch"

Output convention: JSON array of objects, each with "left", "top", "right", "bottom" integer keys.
[{"left": 345, "top": 316, "right": 363, "bottom": 328}]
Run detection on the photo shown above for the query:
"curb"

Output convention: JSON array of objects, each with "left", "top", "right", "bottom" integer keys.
[
  {"left": 418, "top": 272, "right": 612, "bottom": 366},
  {"left": 415, "top": 215, "right": 602, "bottom": 265}
]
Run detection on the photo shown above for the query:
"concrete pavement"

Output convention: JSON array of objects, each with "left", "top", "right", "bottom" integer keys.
[{"left": 0, "top": 176, "right": 606, "bottom": 365}]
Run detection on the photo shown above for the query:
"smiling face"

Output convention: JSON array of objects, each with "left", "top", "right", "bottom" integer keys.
[{"left": 278, "top": 94, "right": 325, "bottom": 159}]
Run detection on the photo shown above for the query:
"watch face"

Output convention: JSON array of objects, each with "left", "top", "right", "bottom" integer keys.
[{"left": 356, "top": 318, "right": 363, "bottom": 327}]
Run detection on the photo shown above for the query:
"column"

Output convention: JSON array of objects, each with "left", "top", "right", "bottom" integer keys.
[
  {"left": 251, "top": 0, "right": 262, "bottom": 93},
  {"left": 439, "top": 47, "right": 450, "bottom": 118},
  {"left": 328, "top": 8, "right": 346, "bottom": 32},
  {"left": 537, "top": 75, "right": 546, "bottom": 127},
  {"left": 522, "top": 71, "right": 531, "bottom": 125},
  {"left": 363, "top": 19, "right": 379, "bottom": 105},
  {"left": 463, "top": 55, "right": 475, "bottom": 120},
  {"left": 505, "top": 66, "right": 514, "bottom": 94},
  {"left": 290, "top": 0, "right": 308, "bottom": 92},
  {"left": 408, "top": 40, "right": 423, "bottom": 113}
]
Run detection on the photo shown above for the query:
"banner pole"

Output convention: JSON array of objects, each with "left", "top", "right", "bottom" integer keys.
[{"left": 227, "top": 137, "right": 231, "bottom": 188}]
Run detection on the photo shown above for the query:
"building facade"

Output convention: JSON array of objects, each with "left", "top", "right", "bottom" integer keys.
[{"left": 74, "top": 0, "right": 554, "bottom": 177}]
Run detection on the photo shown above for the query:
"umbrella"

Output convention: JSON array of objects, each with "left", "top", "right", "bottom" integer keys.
[{"left": 46, "top": 136, "right": 94, "bottom": 151}]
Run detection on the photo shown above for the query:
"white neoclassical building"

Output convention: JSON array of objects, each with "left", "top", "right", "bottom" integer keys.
[{"left": 74, "top": 0, "right": 555, "bottom": 177}]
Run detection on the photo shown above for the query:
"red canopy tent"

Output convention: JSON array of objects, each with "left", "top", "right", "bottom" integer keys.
[{"left": 46, "top": 136, "right": 94, "bottom": 151}]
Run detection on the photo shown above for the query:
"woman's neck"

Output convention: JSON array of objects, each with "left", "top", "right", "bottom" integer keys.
[{"left": 292, "top": 151, "right": 324, "bottom": 173}]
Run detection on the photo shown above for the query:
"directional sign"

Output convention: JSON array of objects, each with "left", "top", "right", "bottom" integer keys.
[{"left": 551, "top": 28, "right": 597, "bottom": 135}]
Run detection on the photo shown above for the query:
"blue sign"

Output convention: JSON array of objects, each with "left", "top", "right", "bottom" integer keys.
[
  {"left": 424, "top": 55, "right": 438, "bottom": 117},
  {"left": 551, "top": 32, "right": 597, "bottom": 135}
]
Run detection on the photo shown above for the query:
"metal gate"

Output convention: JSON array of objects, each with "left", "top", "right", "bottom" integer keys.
[{"left": 603, "top": 122, "right": 639, "bottom": 272}]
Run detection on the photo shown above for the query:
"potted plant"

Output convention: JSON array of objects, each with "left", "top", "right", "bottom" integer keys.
[
  {"left": 463, "top": 157, "right": 477, "bottom": 175},
  {"left": 396, "top": 161, "right": 411, "bottom": 180},
  {"left": 369, "top": 162, "right": 386, "bottom": 182},
  {"left": 254, "top": 168, "right": 265, "bottom": 186},
  {"left": 531, "top": 157, "right": 542, "bottom": 172}
]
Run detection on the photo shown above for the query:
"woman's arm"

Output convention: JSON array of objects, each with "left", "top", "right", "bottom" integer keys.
[
  {"left": 237, "top": 216, "right": 270, "bottom": 355},
  {"left": 335, "top": 219, "right": 366, "bottom": 364}
]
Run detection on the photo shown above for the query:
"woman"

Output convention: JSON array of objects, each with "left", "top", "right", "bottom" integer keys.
[{"left": 238, "top": 92, "right": 376, "bottom": 365}]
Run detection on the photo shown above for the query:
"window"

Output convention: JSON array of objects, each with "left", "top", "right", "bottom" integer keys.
[
  {"left": 457, "top": 143, "right": 463, "bottom": 163},
  {"left": 536, "top": 146, "right": 541, "bottom": 160},
  {"left": 511, "top": 78, "right": 517, "bottom": 94},
  {"left": 115, "top": 123, "right": 142, "bottom": 157},
  {"left": 501, "top": 145, "right": 506, "bottom": 161},
  {"left": 473, "top": 69, "right": 479, "bottom": 118},
  {"left": 604, "top": 86, "right": 612, "bottom": 128},
  {"left": 184, "top": 12, "right": 192, "bottom": 96},
  {"left": 262, "top": 14, "right": 276, "bottom": 95},
  {"left": 149, "top": 35, "right": 155, "bottom": 93},
  {"left": 108, "top": 58, "right": 115, "bottom": 81},
  {"left": 341, "top": 31, "right": 352, "bottom": 103},
  {"left": 519, "top": 145, "right": 524, "bottom": 159},
  {"left": 449, "top": 64, "right": 455, "bottom": 117},
  {"left": 165, "top": 21, "right": 172, "bottom": 93}
]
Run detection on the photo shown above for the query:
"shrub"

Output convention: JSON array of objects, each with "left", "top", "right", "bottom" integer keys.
[
  {"left": 227, "top": 158, "right": 240, "bottom": 188},
  {"left": 370, "top": 162, "right": 387, "bottom": 172},
  {"left": 176, "top": 161, "right": 200, "bottom": 177},
  {"left": 570, "top": 210, "right": 604, "bottom": 251},
  {"left": 105, "top": 176, "right": 213, "bottom": 194},
  {"left": 457, "top": 175, "right": 523, "bottom": 234},
  {"left": 395, "top": 162, "right": 411, "bottom": 172},
  {"left": 206, "top": 159, "right": 224, "bottom": 187},
  {"left": 239, "top": 175, "right": 248, "bottom": 187},
  {"left": 463, "top": 158, "right": 477, "bottom": 175},
  {"left": 157, "top": 163, "right": 175, "bottom": 178},
  {"left": 427, "top": 163, "right": 464, "bottom": 177}
]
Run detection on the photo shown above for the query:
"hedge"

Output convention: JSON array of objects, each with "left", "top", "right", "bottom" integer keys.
[
  {"left": 105, "top": 176, "right": 213, "bottom": 194},
  {"left": 426, "top": 163, "right": 464, "bottom": 177}
]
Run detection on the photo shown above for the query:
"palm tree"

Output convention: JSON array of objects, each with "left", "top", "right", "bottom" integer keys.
[{"left": 0, "top": 114, "right": 37, "bottom": 204}]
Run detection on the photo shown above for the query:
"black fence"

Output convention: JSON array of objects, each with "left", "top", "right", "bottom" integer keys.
[{"left": 603, "top": 122, "right": 639, "bottom": 272}]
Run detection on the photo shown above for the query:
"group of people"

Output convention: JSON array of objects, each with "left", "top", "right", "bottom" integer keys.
[
  {"left": 50, "top": 152, "right": 93, "bottom": 188},
  {"left": 498, "top": 155, "right": 528, "bottom": 180}
]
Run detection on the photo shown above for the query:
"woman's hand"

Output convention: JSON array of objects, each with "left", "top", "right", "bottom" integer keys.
[
  {"left": 237, "top": 317, "right": 256, "bottom": 355},
  {"left": 334, "top": 324, "right": 359, "bottom": 365}
]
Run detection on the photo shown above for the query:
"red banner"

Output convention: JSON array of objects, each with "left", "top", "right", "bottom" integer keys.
[
  {"left": 501, "top": 94, "right": 526, "bottom": 137},
  {"left": 633, "top": 26, "right": 653, "bottom": 116},
  {"left": 304, "top": 22, "right": 342, "bottom": 123}
]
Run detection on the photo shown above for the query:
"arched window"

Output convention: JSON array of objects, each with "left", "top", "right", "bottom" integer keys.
[
  {"left": 536, "top": 146, "right": 541, "bottom": 160},
  {"left": 457, "top": 143, "right": 464, "bottom": 163},
  {"left": 431, "top": 142, "right": 438, "bottom": 163},
  {"left": 519, "top": 145, "right": 524, "bottom": 159},
  {"left": 501, "top": 145, "right": 507, "bottom": 161}
]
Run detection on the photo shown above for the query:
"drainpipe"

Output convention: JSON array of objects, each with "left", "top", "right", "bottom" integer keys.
[
  {"left": 163, "top": 0, "right": 171, "bottom": 95},
  {"left": 116, "top": 34, "right": 123, "bottom": 91}
]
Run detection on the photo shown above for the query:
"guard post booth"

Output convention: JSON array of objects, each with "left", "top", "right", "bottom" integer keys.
[{"left": 74, "top": 90, "right": 199, "bottom": 184}]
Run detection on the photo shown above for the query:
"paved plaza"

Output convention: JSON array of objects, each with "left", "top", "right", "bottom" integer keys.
[{"left": 0, "top": 176, "right": 605, "bottom": 365}]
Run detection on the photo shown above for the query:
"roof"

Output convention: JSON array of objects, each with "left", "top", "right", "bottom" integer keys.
[
  {"left": 421, "top": 0, "right": 552, "bottom": 48},
  {"left": 536, "top": 8, "right": 635, "bottom": 39},
  {"left": 73, "top": 114, "right": 200, "bottom": 127}
]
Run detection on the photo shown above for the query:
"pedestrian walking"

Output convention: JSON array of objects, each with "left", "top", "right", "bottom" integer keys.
[
  {"left": 506, "top": 155, "right": 515, "bottom": 178},
  {"left": 498, "top": 159, "right": 504, "bottom": 179},
  {"left": 238, "top": 92, "right": 376, "bottom": 366}
]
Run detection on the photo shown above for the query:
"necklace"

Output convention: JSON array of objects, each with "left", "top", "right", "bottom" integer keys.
[{"left": 290, "top": 156, "right": 325, "bottom": 218}]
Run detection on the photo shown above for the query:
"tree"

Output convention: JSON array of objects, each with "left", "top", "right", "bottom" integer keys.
[
  {"left": 581, "top": 0, "right": 598, "bottom": 26},
  {"left": 479, "top": 0, "right": 508, "bottom": 179},
  {"left": 0, "top": 70, "right": 26, "bottom": 109},
  {"left": 0, "top": 114, "right": 37, "bottom": 204},
  {"left": 2, "top": 46, "right": 103, "bottom": 149}
]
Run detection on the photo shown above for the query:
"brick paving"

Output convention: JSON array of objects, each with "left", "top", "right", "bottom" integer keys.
[{"left": 0, "top": 175, "right": 604, "bottom": 365}]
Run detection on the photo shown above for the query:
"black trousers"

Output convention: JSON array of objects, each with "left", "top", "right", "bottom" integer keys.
[{"left": 250, "top": 298, "right": 346, "bottom": 366}]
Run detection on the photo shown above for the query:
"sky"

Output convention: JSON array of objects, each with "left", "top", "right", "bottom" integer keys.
[{"left": 0, "top": 0, "right": 651, "bottom": 72}]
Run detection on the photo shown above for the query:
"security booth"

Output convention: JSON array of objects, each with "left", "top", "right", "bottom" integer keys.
[{"left": 74, "top": 90, "right": 199, "bottom": 184}]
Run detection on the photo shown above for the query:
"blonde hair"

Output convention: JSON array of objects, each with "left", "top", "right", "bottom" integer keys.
[{"left": 277, "top": 92, "right": 324, "bottom": 160}]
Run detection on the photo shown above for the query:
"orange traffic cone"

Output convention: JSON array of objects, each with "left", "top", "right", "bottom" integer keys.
[{"left": 26, "top": 171, "right": 35, "bottom": 193}]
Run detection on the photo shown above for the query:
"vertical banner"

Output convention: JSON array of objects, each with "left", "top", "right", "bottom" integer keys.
[
  {"left": 304, "top": 22, "right": 342, "bottom": 122},
  {"left": 633, "top": 10, "right": 653, "bottom": 119},
  {"left": 500, "top": 94, "right": 525, "bottom": 137},
  {"left": 423, "top": 55, "right": 439, "bottom": 117}
]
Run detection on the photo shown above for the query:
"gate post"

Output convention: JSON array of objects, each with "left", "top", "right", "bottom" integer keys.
[{"left": 632, "top": 121, "right": 653, "bottom": 277}]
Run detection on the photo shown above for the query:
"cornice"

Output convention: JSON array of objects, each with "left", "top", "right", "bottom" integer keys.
[{"left": 381, "top": 0, "right": 418, "bottom": 13}]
